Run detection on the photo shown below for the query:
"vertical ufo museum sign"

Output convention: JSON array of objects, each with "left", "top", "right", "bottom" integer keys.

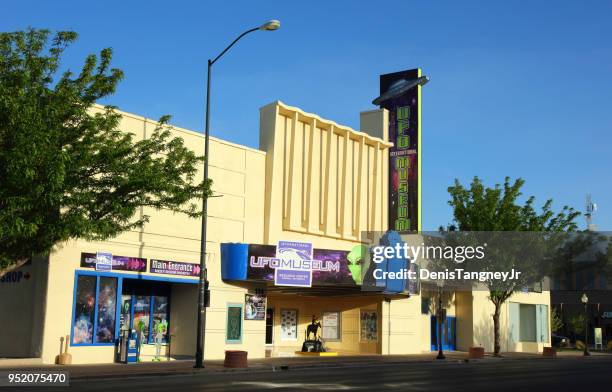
[{"left": 374, "top": 69, "right": 427, "bottom": 233}]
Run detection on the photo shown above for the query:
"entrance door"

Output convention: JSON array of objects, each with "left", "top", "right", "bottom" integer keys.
[
  {"left": 265, "top": 308, "right": 274, "bottom": 345},
  {"left": 431, "top": 315, "right": 456, "bottom": 351}
]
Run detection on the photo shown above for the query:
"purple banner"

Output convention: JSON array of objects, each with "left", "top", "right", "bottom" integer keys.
[
  {"left": 247, "top": 243, "right": 366, "bottom": 286},
  {"left": 149, "top": 259, "right": 200, "bottom": 277},
  {"left": 80, "top": 253, "right": 147, "bottom": 272},
  {"left": 380, "top": 69, "right": 420, "bottom": 233}
]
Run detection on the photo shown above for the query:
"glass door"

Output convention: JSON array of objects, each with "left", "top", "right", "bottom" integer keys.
[
  {"left": 265, "top": 308, "right": 274, "bottom": 345},
  {"left": 120, "top": 295, "right": 132, "bottom": 334}
]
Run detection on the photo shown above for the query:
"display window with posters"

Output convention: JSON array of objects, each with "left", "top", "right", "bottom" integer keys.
[
  {"left": 280, "top": 309, "right": 298, "bottom": 341},
  {"left": 121, "top": 280, "right": 171, "bottom": 344},
  {"left": 322, "top": 311, "right": 341, "bottom": 341},
  {"left": 71, "top": 273, "right": 119, "bottom": 346},
  {"left": 71, "top": 271, "right": 172, "bottom": 346},
  {"left": 360, "top": 310, "right": 378, "bottom": 342}
]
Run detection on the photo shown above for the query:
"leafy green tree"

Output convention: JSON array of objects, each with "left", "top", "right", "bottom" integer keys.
[
  {"left": 0, "top": 29, "right": 211, "bottom": 276},
  {"left": 550, "top": 308, "right": 564, "bottom": 333},
  {"left": 568, "top": 313, "right": 586, "bottom": 335},
  {"left": 445, "top": 176, "right": 579, "bottom": 355}
]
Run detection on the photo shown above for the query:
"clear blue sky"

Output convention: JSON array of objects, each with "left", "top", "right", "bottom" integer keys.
[{"left": 4, "top": 0, "right": 612, "bottom": 230}]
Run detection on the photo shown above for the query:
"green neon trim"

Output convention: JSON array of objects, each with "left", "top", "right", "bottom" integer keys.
[{"left": 417, "top": 68, "right": 422, "bottom": 233}]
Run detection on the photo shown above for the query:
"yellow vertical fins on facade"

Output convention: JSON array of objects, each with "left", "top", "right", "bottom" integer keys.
[{"left": 259, "top": 101, "right": 392, "bottom": 243}]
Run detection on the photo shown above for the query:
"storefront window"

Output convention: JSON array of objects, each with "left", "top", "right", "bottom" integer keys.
[
  {"left": 96, "top": 277, "right": 118, "bottom": 343},
  {"left": 72, "top": 274, "right": 173, "bottom": 346},
  {"left": 280, "top": 309, "right": 298, "bottom": 341},
  {"left": 360, "top": 310, "right": 378, "bottom": 341},
  {"left": 151, "top": 296, "right": 169, "bottom": 343},
  {"left": 133, "top": 296, "right": 151, "bottom": 342},
  {"left": 322, "top": 311, "right": 341, "bottom": 341},
  {"left": 72, "top": 275, "right": 96, "bottom": 344}
]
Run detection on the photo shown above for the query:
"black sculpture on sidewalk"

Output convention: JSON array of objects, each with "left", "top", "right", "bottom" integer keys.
[{"left": 302, "top": 315, "right": 325, "bottom": 352}]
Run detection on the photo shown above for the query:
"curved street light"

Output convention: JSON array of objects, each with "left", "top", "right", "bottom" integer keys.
[{"left": 196, "top": 20, "right": 281, "bottom": 369}]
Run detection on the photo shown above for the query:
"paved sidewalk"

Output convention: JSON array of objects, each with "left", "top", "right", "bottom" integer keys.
[{"left": 1, "top": 350, "right": 610, "bottom": 380}]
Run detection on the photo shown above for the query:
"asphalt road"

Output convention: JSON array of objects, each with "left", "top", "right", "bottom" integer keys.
[{"left": 15, "top": 357, "right": 611, "bottom": 392}]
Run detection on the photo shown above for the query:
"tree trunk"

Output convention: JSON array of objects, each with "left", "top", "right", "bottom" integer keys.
[
  {"left": 493, "top": 302, "right": 501, "bottom": 356},
  {"left": 0, "top": 258, "right": 29, "bottom": 278}
]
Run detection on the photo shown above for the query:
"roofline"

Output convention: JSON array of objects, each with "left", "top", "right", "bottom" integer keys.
[
  {"left": 91, "top": 103, "right": 266, "bottom": 156},
  {"left": 261, "top": 100, "right": 393, "bottom": 148}
]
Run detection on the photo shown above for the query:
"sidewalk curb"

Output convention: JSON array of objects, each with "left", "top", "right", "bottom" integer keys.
[{"left": 3, "top": 353, "right": 610, "bottom": 381}]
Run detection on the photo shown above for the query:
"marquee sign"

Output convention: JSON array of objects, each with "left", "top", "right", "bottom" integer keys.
[
  {"left": 377, "top": 69, "right": 423, "bottom": 233},
  {"left": 220, "top": 236, "right": 415, "bottom": 294},
  {"left": 246, "top": 243, "right": 363, "bottom": 287}
]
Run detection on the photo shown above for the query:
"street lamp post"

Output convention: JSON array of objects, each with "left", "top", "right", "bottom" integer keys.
[
  {"left": 436, "top": 280, "right": 446, "bottom": 360},
  {"left": 581, "top": 293, "right": 590, "bottom": 356},
  {"left": 195, "top": 19, "right": 280, "bottom": 369}
]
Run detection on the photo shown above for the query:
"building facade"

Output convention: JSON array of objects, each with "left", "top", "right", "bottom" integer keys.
[{"left": 1, "top": 94, "right": 552, "bottom": 364}]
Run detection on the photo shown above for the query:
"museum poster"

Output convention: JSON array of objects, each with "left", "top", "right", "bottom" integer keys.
[
  {"left": 244, "top": 293, "right": 266, "bottom": 320},
  {"left": 280, "top": 309, "right": 298, "bottom": 340},
  {"left": 322, "top": 311, "right": 340, "bottom": 340},
  {"left": 360, "top": 310, "right": 378, "bottom": 341},
  {"left": 274, "top": 241, "right": 313, "bottom": 287},
  {"left": 380, "top": 69, "right": 420, "bottom": 233}
]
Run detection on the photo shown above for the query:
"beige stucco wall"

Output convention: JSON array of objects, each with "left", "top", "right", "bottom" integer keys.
[
  {"left": 380, "top": 295, "right": 430, "bottom": 354},
  {"left": 37, "top": 107, "right": 267, "bottom": 364},
  {"left": 259, "top": 101, "right": 392, "bottom": 247},
  {"left": 267, "top": 294, "right": 382, "bottom": 355},
  {"left": 0, "top": 255, "right": 48, "bottom": 358},
  {"left": 1, "top": 101, "right": 554, "bottom": 364},
  {"left": 469, "top": 289, "right": 552, "bottom": 353}
]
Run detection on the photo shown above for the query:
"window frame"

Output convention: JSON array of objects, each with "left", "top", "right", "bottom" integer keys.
[
  {"left": 70, "top": 271, "right": 122, "bottom": 347},
  {"left": 359, "top": 310, "right": 378, "bottom": 342},
  {"left": 70, "top": 270, "right": 193, "bottom": 347},
  {"left": 518, "top": 303, "right": 537, "bottom": 343},
  {"left": 321, "top": 310, "right": 342, "bottom": 342},
  {"left": 95, "top": 275, "right": 120, "bottom": 344},
  {"left": 279, "top": 308, "right": 299, "bottom": 342},
  {"left": 148, "top": 294, "right": 171, "bottom": 344},
  {"left": 225, "top": 302, "right": 244, "bottom": 344}
]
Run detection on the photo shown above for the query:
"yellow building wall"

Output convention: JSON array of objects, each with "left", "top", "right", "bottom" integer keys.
[
  {"left": 259, "top": 101, "right": 392, "bottom": 247},
  {"left": 0, "top": 255, "right": 48, "bottom": 358},
  {"left": 257, "top": 102, "right": 412, "bottom": 356},
  {"left": 470, "top": 289, "right": 552, "bottom": 353},
  {"left": 266, "top": 294, "right": 382, "bottom": 355},
  {"left": 6, "top": 101, "right": 554, "bottom": 364},
  {"left": 380, "top": 295, "right": 430, "bottom": 354},
  {"left": 455, "top": 290, "right": 475, "bottom": 352},
  {"left": 38, "top": 107, "right": 268, "bottom": 364}
]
